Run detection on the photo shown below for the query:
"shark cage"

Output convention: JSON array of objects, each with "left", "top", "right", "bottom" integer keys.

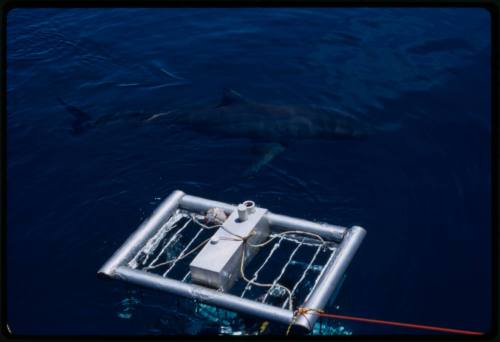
[{"left": 98, "top": 190, "right": 366, "bottom": 335}]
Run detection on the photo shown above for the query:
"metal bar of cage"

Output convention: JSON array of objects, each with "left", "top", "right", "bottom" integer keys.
[
  {"left": 180, "top": 194, "right": 347, "bottom": 242},
  {"left": 128, "top": 211, "right": 185, "bottom": 268},
  {"left": 294, "top": 226, "right": 366, "bottom": 331},
  {"left": 98, "top": 190, "right": 185, "bottom": 277},
  {"left": 114, "top": 265, "right": 295, "bottom": 326},
  {"left": 98, "top": 190, "right": 366, "bottom": 332}
]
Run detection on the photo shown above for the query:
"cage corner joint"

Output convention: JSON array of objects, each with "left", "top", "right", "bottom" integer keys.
[{"left": 98, "top": 189, "right": 366, "bottom": 333}]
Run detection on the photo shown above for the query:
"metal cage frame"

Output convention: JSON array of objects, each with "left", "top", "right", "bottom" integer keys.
[{"left": 98, "top": 190, "right": 366, "bottom": 332}]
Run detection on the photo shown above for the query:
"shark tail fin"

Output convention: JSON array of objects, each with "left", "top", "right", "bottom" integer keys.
[
  {"left": 57, "top": 97, "right": 92, "bottom": 120},
  {"left": 57, "top": 96, "right": 93, "bottom": 135},
  {"left": 57, "top": 96, "right": 67, "bottom": 107}
]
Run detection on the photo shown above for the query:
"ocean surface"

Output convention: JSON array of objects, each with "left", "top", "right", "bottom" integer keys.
[{"left": 6, "top": 7, "right": 492, "bottom": 335}]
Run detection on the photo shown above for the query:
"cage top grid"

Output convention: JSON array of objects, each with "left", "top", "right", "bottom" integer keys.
[{"left": 98, "top": 190, "right": 366, "bottom": 333}]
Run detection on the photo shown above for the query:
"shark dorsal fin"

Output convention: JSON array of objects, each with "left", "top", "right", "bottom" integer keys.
[{"left": 217, "top": 89, "right": 247, "bottom": 108}]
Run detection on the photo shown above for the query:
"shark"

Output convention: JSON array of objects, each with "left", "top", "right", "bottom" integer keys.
[
  {"left": 171, "top": 90, "right": 372, "bottom": 142},
  {"left": 58, "top": 89, "right": 385, "bottom": 173}
]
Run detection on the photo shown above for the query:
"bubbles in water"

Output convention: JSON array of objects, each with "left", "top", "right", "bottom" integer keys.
[{"left": 116, "top": 295, "right": 140, "bottom": 320}]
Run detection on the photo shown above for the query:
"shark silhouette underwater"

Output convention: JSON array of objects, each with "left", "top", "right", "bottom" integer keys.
[{"left": 58, "top": 90, "right": 392, "bottom": 173}]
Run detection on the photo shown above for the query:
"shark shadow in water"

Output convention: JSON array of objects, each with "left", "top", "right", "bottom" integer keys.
[{"left": 58, "top": 90, "right": 396, "bottom": 174}]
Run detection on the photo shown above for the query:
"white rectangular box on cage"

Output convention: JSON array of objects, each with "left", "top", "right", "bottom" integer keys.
[
  {"left": 190, "top": 204, "right": 270, "bottom": 291},
  {"left": 98, "top": 190, "right": 366, "bottom": 333}
]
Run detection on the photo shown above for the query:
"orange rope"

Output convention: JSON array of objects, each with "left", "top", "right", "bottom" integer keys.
[
  {"left": 286, "top": 307, "right": 483, "bottom": 335},
  {"left": 314, "top": 310, "right": 483, "bottom": 335}
]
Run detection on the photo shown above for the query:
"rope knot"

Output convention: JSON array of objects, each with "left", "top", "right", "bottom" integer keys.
[
  {"left": 295, "top": 307, "right": 324, "bottom": 316},
  {"left": 286, "top": 307, "right": 324, "bottom": 335},
  {"left": 241, "top": 231, "right": 257, "bottom": 243}
]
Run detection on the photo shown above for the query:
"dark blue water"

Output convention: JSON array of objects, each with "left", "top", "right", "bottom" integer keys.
[{"left": 6, "top": 8, "right": 492, "bottom": 335}]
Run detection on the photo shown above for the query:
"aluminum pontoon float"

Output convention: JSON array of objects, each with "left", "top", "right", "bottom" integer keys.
[{"left": 98, "top": 190, "right": 366, "bottom": 334}]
